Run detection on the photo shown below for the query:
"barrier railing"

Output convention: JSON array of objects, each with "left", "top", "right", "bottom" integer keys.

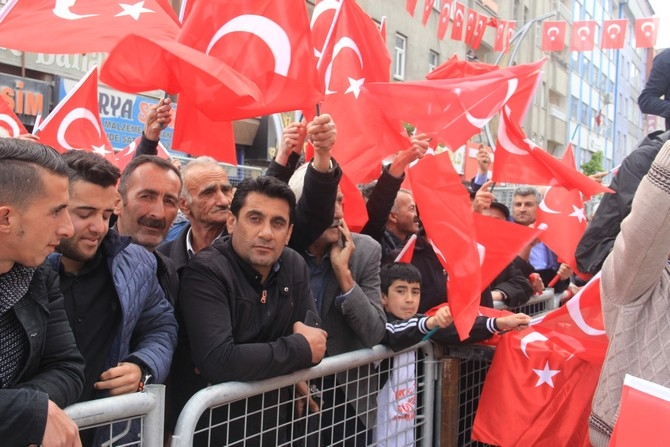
[
  {"left": 494, "top": 288, "right": 557, "bottom": 314},
  {"left": 64, "top": 384, "right": 164, "bottom": 447},
  {"left": 171, "top": 343, "right": 436, "bottom": 447}
]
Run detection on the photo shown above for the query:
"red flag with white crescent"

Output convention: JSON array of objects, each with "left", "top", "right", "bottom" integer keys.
[
  {"left": 601, "top": 19, "right": 627, "bottom": 50},
  {"left": 36, "top": 66, "right": 116, "bottom": 165},
  {"left": 0, "top": 0, "right": 179, "bottom": 54},
  {"left": 570, "top": 20, "right": 597, "bottom": 52},
  {"left": 634, "top": 17, "right": 659, "bottom": 48},
  {"left": 0, "top": 96, "right": 28, "bottom": 137},
  {"left": 450, "top": 2, "right": 465, "bottom": 41},
  {"left": 436, "top": 0, "right": 452, "bottom": 40},
  {"left": 541, "top": 21, "right": 566, "bottom": 52}
]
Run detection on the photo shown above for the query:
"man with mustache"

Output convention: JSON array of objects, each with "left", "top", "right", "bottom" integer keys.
[
  {"left": 115, "top": 155, "right": 182, "bottom": 305},
  {"left": 49, "top": 151, "right": 178, "bottom": 445}
]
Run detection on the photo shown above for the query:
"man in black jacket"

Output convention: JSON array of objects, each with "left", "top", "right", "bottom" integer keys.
[
  {"left": 179, "top": 175, "right": 328, "bottom": 446},
  {"left": 0, "top": 139, "right": 84, "bottom": 447},
  {"left": 576, "top": 130, "right": 670, "bottom": 275},
  {"left": 638, "top": 48, "right": 670, "bottom": 130}
]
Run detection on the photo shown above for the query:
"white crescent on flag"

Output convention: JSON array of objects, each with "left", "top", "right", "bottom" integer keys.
[
  {"left": 0, "top": 114, "right": 21, "bottom": 137},
  {"left": 52, "top": 0, "right": 99, "bottom": 20},
  {"left": 547, "top": 26, "right": 560, "bottom": 41},
  {"left": 207, "top": 15, "right": 291, "bottom": 76},
  {"left": 324, "top": 37, "right": 364, "bottom": 95},
  {"left": 56, "top": 107, "right": 103, "bottom": 150}
]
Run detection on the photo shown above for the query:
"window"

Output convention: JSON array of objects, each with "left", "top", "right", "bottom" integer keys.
[
  {"left": 434, "top": 0, "right": 441, "bottom": 10},
  {"left": 394, "top": 33, "right": 407, "bottom": 80},
  {"left": 429, "top": 50, "right": 439, "bottom": 72}
]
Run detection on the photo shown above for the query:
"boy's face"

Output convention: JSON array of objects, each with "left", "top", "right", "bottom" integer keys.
[{"left": 382, "top": 279, "right": 422, "bottom": 320}]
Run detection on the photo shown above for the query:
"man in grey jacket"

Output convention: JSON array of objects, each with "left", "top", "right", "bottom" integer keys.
[{"left": 590, "top": 140, "right": 670, "bottom": 445}]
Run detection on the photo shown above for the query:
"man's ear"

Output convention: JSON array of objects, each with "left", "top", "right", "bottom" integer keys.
[
  {"left": 380, "top": 293, "right": 388, "bottom": 306},
  {"left": 226, "top": 213, "right": 236, "bottom": 235},
  {"left": 0, "top": 206, "right": 13, "bottom": 234},
  {"left": 179, "top": 196, "right": 190, "bottom": 216}
]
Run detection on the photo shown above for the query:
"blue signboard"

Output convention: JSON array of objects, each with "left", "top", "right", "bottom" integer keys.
[{"left": 56, "top": 76, "right": 176, "bottom": 151}]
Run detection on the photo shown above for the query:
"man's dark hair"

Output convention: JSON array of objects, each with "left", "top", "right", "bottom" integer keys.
[
  {"left": 61, "top": 151, "right": 120, "bottom": 188},
  {"left": 231, "top": 176, "right": 296, "bottom": 224},
  {"left": 118, "top": 155, "right": 182, "bottom": 201},
  {"left": 0, "top": 138, "right": 68, "bottom": 210},
  {"left": 380, "top": 262, "right": 422, "bottom": 295}
]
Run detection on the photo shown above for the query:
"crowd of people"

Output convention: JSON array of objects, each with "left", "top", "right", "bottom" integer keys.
[{"left": 3, "top": 73, "right": 670, "bottom": 446}]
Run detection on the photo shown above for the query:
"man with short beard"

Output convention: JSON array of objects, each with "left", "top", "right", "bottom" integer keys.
[{"left": 48, "top": 151, "right": 177, "bottom": 446}]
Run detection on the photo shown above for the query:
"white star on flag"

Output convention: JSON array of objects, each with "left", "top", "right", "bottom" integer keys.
[
  {"left": 344, "top": 77, "right": 365, "bottom": 99},
  {"left": 115, "top": 1, "right": 155, "bottom": 20},
  {"left": 533, "top": 361, "right": 560, "bottom": 388},
  {"left": 569, "top": 205, "right": 586, "bottom": 224},
  {"left": 92, "top": 144, "right": 112, "bottom": 155}
]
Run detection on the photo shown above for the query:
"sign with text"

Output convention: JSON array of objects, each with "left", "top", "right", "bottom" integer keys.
[{"left": 0, "top": 73, "right": 51, "bottom": 127}]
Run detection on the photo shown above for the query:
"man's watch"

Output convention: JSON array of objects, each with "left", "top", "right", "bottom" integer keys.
[{"left": 138, "top": 367, "right": 152, "bottom": 392}]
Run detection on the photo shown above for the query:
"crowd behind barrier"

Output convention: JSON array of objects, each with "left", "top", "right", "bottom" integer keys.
[{"left": 61, "top": 289, "right": 557, "bottom": 447}]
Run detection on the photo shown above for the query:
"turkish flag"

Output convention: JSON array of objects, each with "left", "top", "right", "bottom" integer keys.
[
  {"left": 421, "top": 0, "right": 435, "bottom": 26},
  {"left": 463, "top": 8, "right": 478, "bottom": 45},
  {"left": 504, "top": 20, "right": 516, "bottom": 51},
  {"left": 115, "top": 136, "right": 171, "bottom": 172},
  {"left": 409, "top": 152, "right": 481, "bottom": 340},
  {"left": 394, "top": 234, "right": 418, "bottom": 263},
  {"left": 532, "top": 273, "right": 607, "bottom": 365},
  {"left": 427, "top": 54, "right": 497, "bottom": 80},
  {"left": 635, "top": 17, "right": 659, "bottom": 48},
  {"left": 472, "top": 324, "right": 601, "bottom": 446},
  {"left": 570, "top": 20, "right": 597, "bottom": 52},
  {"left": 469, "top": 13, "right": 488, "bottom": 50},
  {"left": 0, "top": 0, "right": 179, "bottom": 54},
  {"left": 561, "top": 142, "right": 577, "bottom": 169},
  {"left": 493, "top": 20, "right": 507, "bottom": 52},
  {"left": 36, "top": 66, "right": 115, "bottom": 164},
  {"left": 100, "top": 34, "right": 262, "bottom": 121},
  {"left": 493, "top": 108, "right": 613, "bottom": 198},
  {"left": 378, "top": 16, "right": 387, "bottom": 43},
  {"left": 610, "top": 375, "right": 670, "bottom": 447},
  {"left": 316, "top": 0, "right": 410, "bottom": 184},
  {"left": 178, "top": 0, "right": 322, "bottom": 118},
  {"left": 310, "top": 0, "right": 341, "bottom": 69},
  {"left": 450, "top": 2, "right": 465, "bottom": 41},
  {"left": 0, "top": 96, "right": 28, "bottom": 137},
  {"left": 541, "top": 21, "right": 566, "bottom": 52},
  {"left": 536, "top": 185, "right": 587, "bottom": 273},
  {"left": 364, "top": 59, "right": 546, "bottom": 153},
  {"left": 473, "top": 213, "right": 542, "bottom": 293},
  {"left": 437, "top": 0, "right": 452, "bottom": 40},
  {"left": 340, "top": 171, "right": 368, "bottom": 233},
  {"left": 601, "top": 19, "right": 627, "bottom": 50},
  {"left": 406, "top": 0, "right": 418, "bottom": 17},
  {"left": 171, "top": 98, "right": 237, "bottom": 164}
]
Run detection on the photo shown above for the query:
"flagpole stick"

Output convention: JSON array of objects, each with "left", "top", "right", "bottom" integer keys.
[
  {"left": 422, "top": 327, "right": 439, "bottom": 342},
  {"left": 547, "top": 274, "right": 560, "bottom": 288}
]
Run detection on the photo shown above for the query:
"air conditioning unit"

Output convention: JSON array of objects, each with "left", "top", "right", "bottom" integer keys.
[{"left": 603, "top": 93, "right": 614, "bottom": 105}]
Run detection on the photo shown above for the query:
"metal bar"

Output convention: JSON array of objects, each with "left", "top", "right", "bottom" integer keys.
[{"left": 64, "top": 386, "right": 160, "bottom": 429}]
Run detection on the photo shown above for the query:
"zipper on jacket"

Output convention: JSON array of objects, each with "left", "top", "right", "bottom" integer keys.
[{"left": 260, "top": 290, "right": 267, "bottom": 304}]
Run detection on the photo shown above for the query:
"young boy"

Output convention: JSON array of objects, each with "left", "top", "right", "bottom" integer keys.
[
  {"left": 381, "top": 262, "right": 531, "bottom": 351},
  {"left": 374, "top": 263, "right": 531, "bottom": 446}
]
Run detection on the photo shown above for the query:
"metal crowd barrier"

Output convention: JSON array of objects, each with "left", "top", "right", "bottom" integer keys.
[
  {"left": 62, "top": 290, "right": 558, "bottom": 447},
  {"left": 171, "top": 343, "right": 437, "bottom": 447},
  {"left": 64, "top": 384, "right": 165, "bottom": 447},
  {"left": 493, "top": 287, "right": 557, "bottom": 314},
  {"left": 439, "top": 289, "right": 556, "bottom": 447}
]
